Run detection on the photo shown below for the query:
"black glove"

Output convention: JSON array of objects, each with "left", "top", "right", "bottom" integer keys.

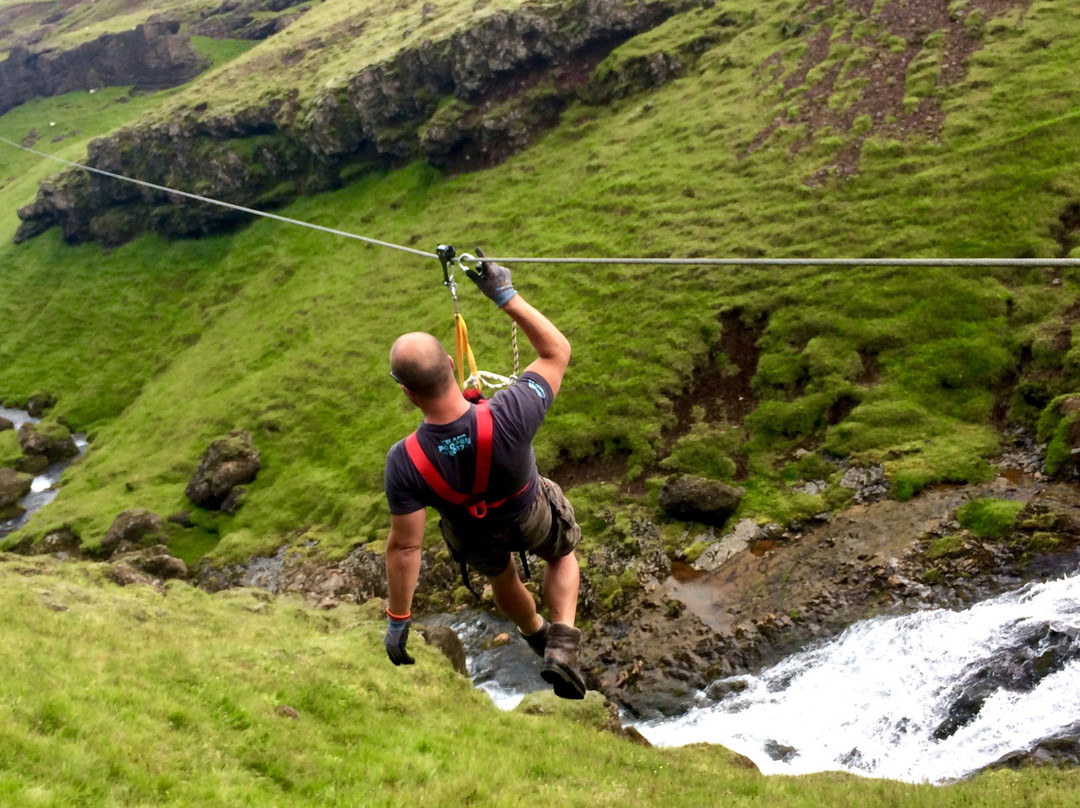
[
  {"left": 465, "top": 246, "right": 517, "bottom": 307},
  {"left": 384, "top": 613, "right": 415, "bottom": 666}
]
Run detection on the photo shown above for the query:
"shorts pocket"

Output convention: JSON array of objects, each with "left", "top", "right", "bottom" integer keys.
[{"left": 542, "top": 477, "right": 581, "bottom": 555}]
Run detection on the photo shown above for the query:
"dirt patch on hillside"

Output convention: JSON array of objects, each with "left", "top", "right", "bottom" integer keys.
[
  {"left": 668, "top": 309, "right": 765, "bottom": 433},
  {"left": 744, "top": 0, "right": 1034, "bottom": 181},
  {"left": 1051, "top": 202, "right": 1080, "bottom": 258},
  {"left": 547, "top": 449, "right": 636, "bottom": 494}
]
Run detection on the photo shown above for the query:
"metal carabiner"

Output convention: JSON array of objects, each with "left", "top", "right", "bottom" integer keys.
[
  {"left": 457, "top": 252, "right": 478, "bottom": 276},
  {"left": 436, "top": 244, "right": 459, "bottom": 303}
]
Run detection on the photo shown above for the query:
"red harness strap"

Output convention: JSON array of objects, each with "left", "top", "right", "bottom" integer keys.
[{"left": 404, "top": 400, "right": 526, "bottom": 519}]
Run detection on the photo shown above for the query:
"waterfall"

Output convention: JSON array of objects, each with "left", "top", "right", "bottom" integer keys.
[{"left": 636, "top": 573, "right": 1080, "bottom": 783}]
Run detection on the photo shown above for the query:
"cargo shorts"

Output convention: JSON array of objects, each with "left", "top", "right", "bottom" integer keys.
[{"left": 440, "top": 476, "right": 581, "bottom": 578}]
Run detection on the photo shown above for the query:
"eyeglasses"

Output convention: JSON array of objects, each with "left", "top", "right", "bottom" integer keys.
[{"left": 389, "top": 370, "right": 404, "bottom": 384}]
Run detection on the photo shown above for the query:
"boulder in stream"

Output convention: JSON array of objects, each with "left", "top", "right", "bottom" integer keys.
[
  {"left": 17, "top": 420, "right": 78, "bottom": 462},
  {"left": 25, "top": 391, "right": 56, "bottom": 418},
  {"left": 416, "top": 624, "right": 468, "bottom": 676},
  {"left": 0, "top": 416, "right": 13, "bottom": 432},
  {"left": 15, "top": 454, "right": 49, "bottom": 475},
  {"left": 185, "top": 430, "right": 260, "bottom": 510},
  {"left": 0, "top": 467, "right": 33, "bottom": 520}
]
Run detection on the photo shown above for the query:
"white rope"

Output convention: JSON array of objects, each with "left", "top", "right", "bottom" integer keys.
[
  {"left": 5, "top": 135, "right": 1080, "bottom": 268},
  {"left": 511, "top": 322, "right": 519, "bottom": 377}
]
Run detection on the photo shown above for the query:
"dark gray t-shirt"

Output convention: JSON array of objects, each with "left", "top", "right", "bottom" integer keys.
[{"left": 384, "top": 371, "right": 554, "bottom": 531}]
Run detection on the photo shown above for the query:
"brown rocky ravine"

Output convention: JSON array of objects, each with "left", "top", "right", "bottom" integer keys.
[{"left": 192, "top": 448, "right": 1080, "bottom": 719}]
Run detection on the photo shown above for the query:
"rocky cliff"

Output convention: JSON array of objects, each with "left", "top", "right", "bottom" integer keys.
[
  {"left": 14, "top": 0, "right": 732, "bottom": 246},
  {"left": 0, "top": 22, "right": 209, "bottom": 118}
]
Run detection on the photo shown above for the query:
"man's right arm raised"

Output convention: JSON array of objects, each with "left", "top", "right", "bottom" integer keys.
[{"left": 464, "top": 253, "right": 571, "bottom": 397}]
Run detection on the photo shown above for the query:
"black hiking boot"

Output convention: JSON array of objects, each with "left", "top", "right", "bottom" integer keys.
[
  {"left": 540, "top": 622, "right": 586, "bottom": 700},
  {"left": 520, "top": 617, "right": 549, "bottom": 658}
]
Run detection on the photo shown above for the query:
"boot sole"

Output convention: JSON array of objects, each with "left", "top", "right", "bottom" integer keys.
[{"left": 541, "top": 660, "right": 586, "bottom": 700}]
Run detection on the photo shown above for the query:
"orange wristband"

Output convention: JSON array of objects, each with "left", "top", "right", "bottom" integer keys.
[{"left": 386, "top": 608, "right": 411, "bottom": 621}]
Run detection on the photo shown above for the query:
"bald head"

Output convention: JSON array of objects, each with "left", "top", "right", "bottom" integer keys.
[{"left": 390, "top": 332, "right": 454, "bottom": 397}]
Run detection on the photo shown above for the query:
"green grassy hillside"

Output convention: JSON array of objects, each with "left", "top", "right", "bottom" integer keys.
[
  {"left": 2, "top": 0, "right": 1080, "bottom": 567},
  {"left": 2, "top": 555, "right": 1077, "bottom": 806},
  {"left": 0, "top": 0, "right": 219, "bottom": 54}
]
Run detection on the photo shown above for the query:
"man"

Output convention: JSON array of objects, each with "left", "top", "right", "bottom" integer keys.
[{"left": 382, "top": 255, "right": 586, "bottom": 699}]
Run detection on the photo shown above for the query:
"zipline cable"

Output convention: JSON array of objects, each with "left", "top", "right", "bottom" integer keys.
[
  {"left": 4, "top": 134, "right": 1080, "bottom": 268},
  {"left": 463, "top": 255, "right": 1080, "bottom": 267},
  {"left": 0, "top": 135, "right": 436, "bottom": 260}
]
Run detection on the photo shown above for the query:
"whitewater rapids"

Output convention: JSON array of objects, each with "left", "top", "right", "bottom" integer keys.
[{"left": 637, "top": 573, "right": 1080, "bottom": 783}]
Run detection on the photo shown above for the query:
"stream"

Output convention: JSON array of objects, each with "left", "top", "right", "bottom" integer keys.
[
  {"left": 0, "top": 406, "right": 87, "bottom": 539},
  {"left": 637, "top": 572, "right": 1080, "bottom": 783},
  {"left": 453, "top": 572, "right": 1080, "bottom": 783},
  {"left": 429, "top": 611, "right": 547, "bottom": 710}
]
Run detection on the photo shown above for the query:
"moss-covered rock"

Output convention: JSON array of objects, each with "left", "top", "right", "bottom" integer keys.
[
  {"left": 658, "top": 474, "right": 742, "bottom": 526},
  {"left": 16, "top": 419, "right": 77, "bottom": 462},
  {"left": 955, "top": 498, "right": 1025, "bottom": 539},
  {"left": 0, "top": 467, "right": 33, "bottom": 520},
  {"left": 185, "top": 430, "right": 261, "bottom": 511},
  {"left": 0, "top": 430, "right": 22, "bottom": 468},
  {"left": 100, "top": 508, "right": 167, "bottom": 556},
  {"left": 24, "top": 390, "right": 56, "bottom": 418},
  {"left": 1036, "top": 393, "right": 1080, "bottom": 478}
]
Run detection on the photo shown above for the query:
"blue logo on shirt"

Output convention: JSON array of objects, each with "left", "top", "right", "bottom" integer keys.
[
  {"left": 438, "top": 434, "right": 472, "bottom": 456},
  {"left": 527, "top": 380, "right": 547, "bottom": 400}
]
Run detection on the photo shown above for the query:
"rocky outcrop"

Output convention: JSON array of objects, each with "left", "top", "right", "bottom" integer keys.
[
  {"left": 0, "top": 417, "right": 13, "bottom": 432},
  {"left": 990, "top": 724, "right": 1080, "bottom": 770},
  {"left": 7, "top": 525, "right": 85, "bottom": 558},
  {"left": 693, "top": 518, "right": 767, "bottom": 571},
  {"left": 100, "top": 508, "right": 166, "bottom": 556},
  {"left": 0, "top": 467, "right": 33, "bottom": 520},
  {"left": 16, "top": 0, "right": 717, "bottom": 246},
  {"left": 112, "top": 544, "right": 189, "bottom": 580},
  {"left": 105, "top": 561, "right": 158, "bottom": 588},
  {"left": 839, "top": 464, "right": 890, "bottom": 504},
  {"left": 197, "top": 542, "right": 402, "bottom": 604},
  {"left": 16, "top": 420, "right": 77, "bottom": 462},
  {"left": 657, "top": 474, "right": 743, "bottom": 526},
  {"left": 185, "top": 431, "right": 260, "bottom": 510},
  {"left": 32, "top": 526, "right": 82, "bottom": 556},
  {"left": 0, "top": 22, "right": 209, "bottom": 118},
  {"left": 182, "top": 0, "right": 311, "bottom": 41}
]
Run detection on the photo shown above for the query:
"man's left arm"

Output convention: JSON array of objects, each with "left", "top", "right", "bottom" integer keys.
[{"left": 384, "top": 508, "right": 427, "bottom": 665}]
